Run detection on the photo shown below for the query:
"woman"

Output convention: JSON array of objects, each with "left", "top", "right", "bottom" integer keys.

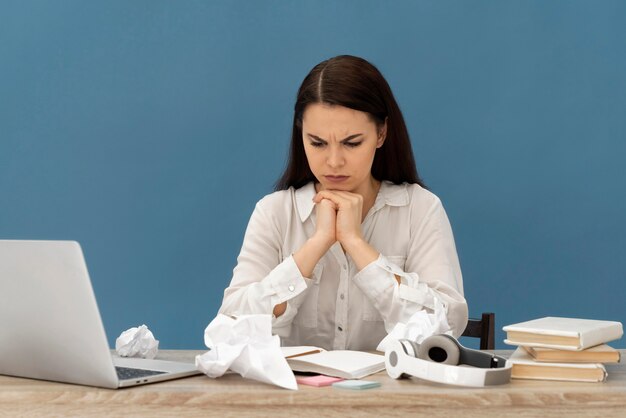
[{"left": 219, "top": 55, "right": 468, "bottom": 351}]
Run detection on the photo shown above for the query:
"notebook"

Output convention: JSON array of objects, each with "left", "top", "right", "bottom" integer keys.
[
  {"left": 0, "top": 240, "right": 201, "bottom": 388},
  {"left": 283, "top": 348, "right": 385, "bottom": 379}
]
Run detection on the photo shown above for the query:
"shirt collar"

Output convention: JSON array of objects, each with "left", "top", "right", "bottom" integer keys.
[
  {"left": 294, "top": 183, "right": 317, "bottom": 223},
  {"left": 294, "top": 181, "right": 410, "bottom": 223}
]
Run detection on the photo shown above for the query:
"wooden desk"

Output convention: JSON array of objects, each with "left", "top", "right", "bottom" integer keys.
[{"left": 1, "top": 350, "right": 625, "bottom": 417}]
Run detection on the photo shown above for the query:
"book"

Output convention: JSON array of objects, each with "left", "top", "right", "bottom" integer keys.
[
  {"left": 507, "top": 347, "right": 608, "bottom": 382},
  {"left": 282, "top": 348, "right": 385, "bottom": 379},
  {"left": 503, "top": 317, "right": 623, "bottom": 351},
  {"left": 524, "top": 344, "right": 621, "bottom": 363}
]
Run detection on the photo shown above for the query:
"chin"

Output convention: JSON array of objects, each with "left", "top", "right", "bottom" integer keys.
[{"left": 319, "top": 182, "right": 354, "bottom": 192}]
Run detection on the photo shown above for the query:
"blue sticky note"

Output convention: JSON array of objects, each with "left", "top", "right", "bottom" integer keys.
[{"left": 332, "top": 380, "right": 381, "bottom": 390}]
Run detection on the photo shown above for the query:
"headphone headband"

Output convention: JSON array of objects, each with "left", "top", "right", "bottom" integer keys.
[{"left": 385, "top": 334, "right": 511, "bottom": 387}]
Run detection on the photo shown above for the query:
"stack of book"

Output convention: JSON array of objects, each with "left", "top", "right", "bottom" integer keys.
[{"left": 503, "top": 317, "right": 623, "bottom": 382}]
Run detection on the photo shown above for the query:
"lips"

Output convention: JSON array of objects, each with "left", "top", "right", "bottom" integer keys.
[{"left": 324, "top": 175, "right": 349, "bottom": 183}]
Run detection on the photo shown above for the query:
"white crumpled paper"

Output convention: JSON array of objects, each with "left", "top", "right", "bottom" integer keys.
[
  {"left": 115, "top": 324, "right": 159, "bottom": 359},
  {"left": 195, "top": 314, "right": 297, "bottom": 390},
  {"left": 377, "top": 299, "right": 451, "bottom": 352}
]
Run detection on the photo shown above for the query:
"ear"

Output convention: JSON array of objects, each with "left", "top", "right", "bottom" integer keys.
[{"left": 376, "top": 118, "right": 388, "bottom": 148}]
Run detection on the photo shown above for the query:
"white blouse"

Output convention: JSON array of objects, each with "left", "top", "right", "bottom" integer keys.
[{"left": 219, "top": 181, "right": 468, "bottom": 351}]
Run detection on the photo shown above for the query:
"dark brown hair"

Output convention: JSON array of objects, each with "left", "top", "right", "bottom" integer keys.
[{"left": 275, "top": 55, "right": 425, "bottom": 190}]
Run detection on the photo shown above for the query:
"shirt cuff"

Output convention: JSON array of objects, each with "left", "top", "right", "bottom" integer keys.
[
  {"left": 267, "top": 255, "right": 310, "bottom": 306},
  {"left": 353, "top": 254, "right": 397, "bottom": 300},
  {"left": 353, "top": 254, "right": 436, "bottom": 309}
]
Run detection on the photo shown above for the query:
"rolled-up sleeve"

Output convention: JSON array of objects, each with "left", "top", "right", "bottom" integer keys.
[{"left": 353, "top": 198, "right": 468, "bottom": 337}]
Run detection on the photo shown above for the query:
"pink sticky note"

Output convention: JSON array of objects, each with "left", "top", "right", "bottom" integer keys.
[{"left": 296, "top": 375, "right": 345, "bottom": 387}]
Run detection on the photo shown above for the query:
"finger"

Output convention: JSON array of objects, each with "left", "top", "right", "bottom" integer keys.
[
  {"left": 315, "top": 191, "right": 362, "bottom": 209},
  {"left": 326, "top": 190, "right": 363, "bottom": 205},
  {"left": 313, "top": 197, "right": 337, "bottom": 210},
  {"left": 318, "top": 198, "right": 338, "bottom": 210},
  {"left": 312, "top": 190, "right": 338, "bottom": 203},
  {"left": 313, "top": 190, "right": 350, "bottom": 206}
]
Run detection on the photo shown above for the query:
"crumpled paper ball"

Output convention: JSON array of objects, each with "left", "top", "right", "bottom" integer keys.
[
  {"left": 195, "top": 314, "right": 297, "bottom": 390},
  {"left": 377, "top": 298, "right": 451, "bottom": 352},
  {"left": 115, "top": 324, "right": 159, "bottom": 359}
]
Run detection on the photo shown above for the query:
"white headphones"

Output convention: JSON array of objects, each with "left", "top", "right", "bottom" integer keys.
[{"left": 385, "top": 334, "right": 511, "bottom": 387}]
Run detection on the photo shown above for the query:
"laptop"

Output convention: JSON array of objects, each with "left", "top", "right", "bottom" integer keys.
[{"left": 0, "top": 240, "right": 202, "bottom": 388}]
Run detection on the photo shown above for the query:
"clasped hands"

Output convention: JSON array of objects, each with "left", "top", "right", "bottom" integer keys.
[
  {"left": 312, "top": 190, "right": 400, "bottom": 284},
  {"left": 312, "top": 190, "right": 367, "bottom": 254}
]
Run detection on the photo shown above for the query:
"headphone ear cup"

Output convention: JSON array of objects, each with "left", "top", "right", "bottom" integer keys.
[{"left": 417, "top": 335, "right": 461, "bottom": 365}]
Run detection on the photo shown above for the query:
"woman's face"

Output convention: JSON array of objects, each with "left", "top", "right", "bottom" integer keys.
[{"left": 301, "top": 103, "right": 386, "bottom": 195}]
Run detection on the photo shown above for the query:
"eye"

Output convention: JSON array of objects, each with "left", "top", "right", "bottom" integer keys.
[
  {"left": 344, "top": 141, "right": 362, "bottom": 148},
  {"left": 309, "top": 141, "right": 325, "bottom": 148}
]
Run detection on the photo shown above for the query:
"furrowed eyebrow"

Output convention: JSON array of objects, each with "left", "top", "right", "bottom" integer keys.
[{"left": 308, "top": 133, "right": 363, "bottom": 143}]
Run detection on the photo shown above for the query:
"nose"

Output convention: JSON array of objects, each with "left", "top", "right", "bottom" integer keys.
[{"left": 326, "top": 145, "right": 345, "bottom": 168}]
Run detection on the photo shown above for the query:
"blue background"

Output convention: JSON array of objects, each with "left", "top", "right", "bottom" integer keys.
[{"left": 1, "top": 1, "right": 625, "bottom": 349}]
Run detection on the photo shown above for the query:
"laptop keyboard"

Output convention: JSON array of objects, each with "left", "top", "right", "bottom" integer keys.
[{"left": 115, "top": 366, "right": 167, "bottom": 381}]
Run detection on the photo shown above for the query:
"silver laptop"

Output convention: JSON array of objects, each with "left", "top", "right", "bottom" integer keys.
[{"left": 0, "top": 240, "right": 202, "bottom": 388}]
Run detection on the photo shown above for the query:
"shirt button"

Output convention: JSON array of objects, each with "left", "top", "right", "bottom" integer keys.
[
  {"left": 338, "top": 326, "right": 343, "bottom": 332},
  {"left": 343, "top": 265, "right": 347, "bottom": 270},
  {"left": 340, "top": 294, "right": 345, "bottom": 300},
  {"left": 288, "top": 284, "right": 295, "bottom": 292}
]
